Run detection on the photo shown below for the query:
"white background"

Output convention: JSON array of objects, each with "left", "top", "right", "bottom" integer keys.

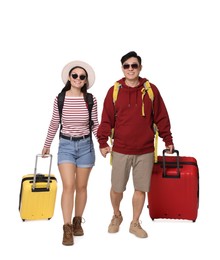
[{"left": 1, "top": 0, "right": 219, "bottom": 259}]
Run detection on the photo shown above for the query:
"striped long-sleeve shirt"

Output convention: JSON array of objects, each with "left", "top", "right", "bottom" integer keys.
[{"left": 44, "top": 95, "right": 99, "bottom": 148}]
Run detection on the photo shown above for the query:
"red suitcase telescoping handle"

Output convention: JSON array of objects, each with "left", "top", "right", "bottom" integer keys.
[{"left": 162, "top": 149, "right": 180, "bottom": 178}]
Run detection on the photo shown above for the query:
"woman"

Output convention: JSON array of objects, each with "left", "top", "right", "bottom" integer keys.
[{"left": 42, "top": 60, "right": 99, "bottom": 246}]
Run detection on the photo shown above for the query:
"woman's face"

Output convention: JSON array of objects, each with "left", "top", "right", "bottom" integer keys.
[{"left": 69, "top": 67, "right": 87, "bottom": 89}]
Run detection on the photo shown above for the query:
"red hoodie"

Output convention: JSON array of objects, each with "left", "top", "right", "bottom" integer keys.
[{"left": 97, "top": 77, "right": 173, "bottom": 155}]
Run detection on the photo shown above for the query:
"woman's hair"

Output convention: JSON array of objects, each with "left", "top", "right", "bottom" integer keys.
[
  {"left": 121, "top": 51, "right": 142, "bottom": 65},
  {"left": 60, "top": 66, "right": 88, "bottom": 98}
]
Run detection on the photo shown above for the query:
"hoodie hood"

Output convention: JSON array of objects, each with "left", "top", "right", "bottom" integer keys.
[
  {"left": 117, "top": 77, "right": 148, "bottom": 89},
  {"left": 116, "top": 77, "right": 149, "bottom": 110}
]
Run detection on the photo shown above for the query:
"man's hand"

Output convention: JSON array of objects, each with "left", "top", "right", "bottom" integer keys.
[
  {"left": 100, "top": 146, "right": 111, "bottom": 158},
  {"left": 165, "top": 145, "right": 174, "bottom": 154}
]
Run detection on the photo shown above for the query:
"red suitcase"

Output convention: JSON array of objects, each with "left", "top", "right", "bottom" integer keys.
[{"left": 147, "top": 149, "right": 199, "bottom": 222}]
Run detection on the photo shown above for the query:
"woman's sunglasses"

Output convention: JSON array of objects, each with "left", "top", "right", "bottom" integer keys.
[
  {"left": 71, "top": 73, "right": 87, "bottom": 80},
  {"left": 123, "top": 63, "right": 139, "bottom": 70}
]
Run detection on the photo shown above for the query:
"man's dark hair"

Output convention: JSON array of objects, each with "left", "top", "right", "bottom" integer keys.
[{"left": 121, "top": 51, "right": 142, "bottom": 65}]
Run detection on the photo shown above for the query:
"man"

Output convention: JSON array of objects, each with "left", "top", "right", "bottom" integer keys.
[{"left": 97, "top": 51, "right": 174, "bottom": 238}]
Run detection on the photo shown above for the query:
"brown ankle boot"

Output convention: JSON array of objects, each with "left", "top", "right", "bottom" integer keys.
[
  {"left": 72, "top": 216, "right": 84, "bottom": 236},
  {"left": 62, "top": 224, "right": 74, "bottom": 246}
]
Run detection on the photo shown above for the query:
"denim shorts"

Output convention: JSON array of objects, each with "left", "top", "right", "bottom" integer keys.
[{"left": 57, "top": 136, "right": 95, "bottom": 168}]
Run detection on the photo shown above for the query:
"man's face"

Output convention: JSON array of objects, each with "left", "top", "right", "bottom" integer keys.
[{"left": 122, "top": 57, "right": 142, "bottom": 80}]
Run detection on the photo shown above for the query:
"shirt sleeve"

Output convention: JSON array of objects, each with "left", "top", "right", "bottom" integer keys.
[
  {"left": 97, "top": 87, "right": 115, "bottom": 148},
  {"left": 43, "top": 97, "right": 60, "bottom": 148},
  {"left": 152, "top": 84, "right": 174, "bottom": 146},
  {"left": 91, "top": 96, "right": 99, "bottom": 140}
]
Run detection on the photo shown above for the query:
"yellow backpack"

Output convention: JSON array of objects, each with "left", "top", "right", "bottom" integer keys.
[{"left": 110, "top": 80, "right": 159, "bottom": 164}]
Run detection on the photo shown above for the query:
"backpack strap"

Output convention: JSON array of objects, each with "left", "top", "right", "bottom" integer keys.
[
  {"left": 110, "top": 82, "right": 121, "bottom": 142},
  {"left": 144, "top": 81, "right": 154, "bottom": 101},
  {"left": 57, "top": 91, "right": 66, "bottom": 137},
  {"left": 142, "top": 81, "right": 159, "bottom": 163},
  {"left": 141, "top": 81, "right": 154, "bottom": 116},
  {"left": 85, "top": 93, "right": 94, "bottom": 141},
  {"left": 113, "top": 81, "right": 122, "bottom": 104}
]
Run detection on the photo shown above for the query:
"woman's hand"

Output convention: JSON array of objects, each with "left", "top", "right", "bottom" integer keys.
[{"left": 41, "top": 147, "right": 50, "bottom": 157}]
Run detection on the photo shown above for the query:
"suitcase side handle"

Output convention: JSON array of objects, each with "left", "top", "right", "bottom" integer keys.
[
  {"left": 32, "top": 154, "right": 53, "bottom": 190},
  {"left": 162, "top": 149, "right": 180, "bottom": 178}
]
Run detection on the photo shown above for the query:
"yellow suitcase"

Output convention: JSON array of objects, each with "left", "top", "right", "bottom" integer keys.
[{"left": 19, "top": 154, "right": 57, "bottom": 221}]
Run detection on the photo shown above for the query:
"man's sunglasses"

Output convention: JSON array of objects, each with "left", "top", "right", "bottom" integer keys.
[
  {"left": 71, "top": 73, "right": 87, "bottom": 80},
  {"left": 123, "top": 63, "right": 139, "bottom": 70}
]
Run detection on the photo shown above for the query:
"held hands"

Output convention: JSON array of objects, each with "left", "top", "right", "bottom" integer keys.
[{"left": 100, "top": 146, "right": 111, "bottom": 158}]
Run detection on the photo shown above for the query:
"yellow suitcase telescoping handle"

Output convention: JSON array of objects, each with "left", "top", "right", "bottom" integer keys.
[{"left": 32, "top": 154, "right": 53, "bottom": 191}]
